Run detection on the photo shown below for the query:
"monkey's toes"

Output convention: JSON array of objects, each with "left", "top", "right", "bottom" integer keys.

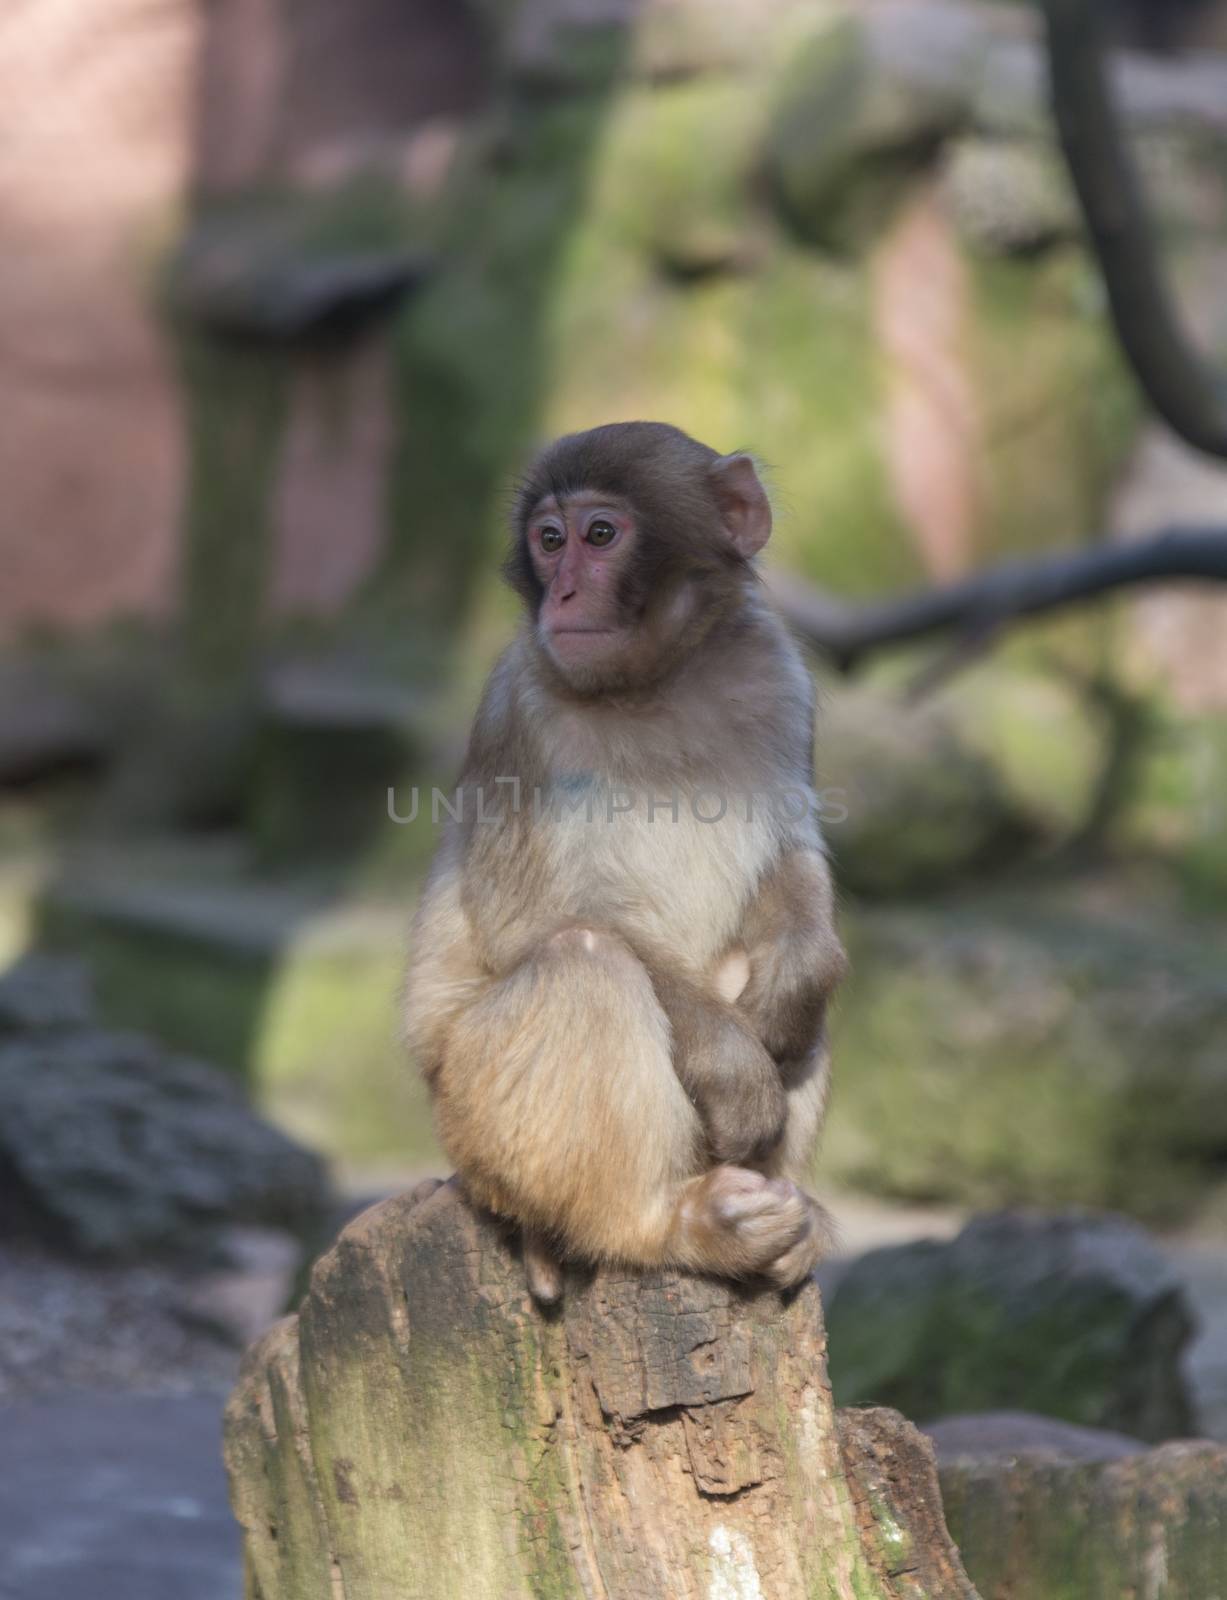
[{"left": 523, "top": 1232, "right": 565, "bottom": 1305}]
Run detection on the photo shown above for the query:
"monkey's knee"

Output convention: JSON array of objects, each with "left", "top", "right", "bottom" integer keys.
[{"left": 542, "top": 924, "right": 637, "bottom": 965}]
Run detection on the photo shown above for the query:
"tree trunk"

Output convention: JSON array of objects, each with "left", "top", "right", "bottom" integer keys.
[{"left": 224, "top": 1182, "right": 980, "bottom": 1600}]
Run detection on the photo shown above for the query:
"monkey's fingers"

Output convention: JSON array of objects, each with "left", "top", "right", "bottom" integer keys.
[
  {"left": 762, "top": 1194, "right": 834, "bottom": 1289},
  {"left": 686, "top": 1167, "right": 814, "bottom": 1280}
]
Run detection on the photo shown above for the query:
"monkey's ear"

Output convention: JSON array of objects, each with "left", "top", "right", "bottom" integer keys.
[{"left": 710, "top": 453, "right": 772, "bottom": 558}]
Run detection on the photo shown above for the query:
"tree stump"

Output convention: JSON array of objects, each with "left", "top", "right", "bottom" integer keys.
[{"left": 224, "top": 1182, "right": 980, "bottom": 1599}]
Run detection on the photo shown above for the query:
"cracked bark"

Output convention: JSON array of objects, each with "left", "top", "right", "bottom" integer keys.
[{"left": 224, "top": 1183, "right": 980, "bottom": 1600}]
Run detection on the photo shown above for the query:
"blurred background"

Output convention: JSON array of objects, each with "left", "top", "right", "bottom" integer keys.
[{"left": 2, "top": 0, "right": 1227, "bottom": 1595}]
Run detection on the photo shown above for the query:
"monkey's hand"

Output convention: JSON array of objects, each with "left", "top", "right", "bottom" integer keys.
[
  {"left": 737, "top": 940, "right": 841, "bottom": 1068},
  {"left": 733, "top": 849, "right": 847, "bottom": 1069}
]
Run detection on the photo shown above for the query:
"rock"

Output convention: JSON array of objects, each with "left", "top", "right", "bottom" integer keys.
[
  {"left": 826, "top": 892, "right": 1227, "bottom": 1217},
  {"left": 170, "top": 225, "right": 431, "bottom": 342},
  {"left": 225, "top": 1183, "right": 980, "bottom": 1599},
  {"left": 250, "top": 659, "right": 432, "bottom": 863},
  {"left": 924, "top": 1410, "right": 1147, "bottom": 1464},
  {"left": 0, "top": 1027, "right": 330, "bottom": 1259},
  {"left": 938, "top": 1438, "right": 1227, "bottom": 1600},
  {"left": 0, "top": 956, "right": 95, "bottom": 1037},
  {"left": 175, "top": 1226, "right": 304, "bottom": 1349},
  {"left": 484, "top": 0, "right": 795, "bottom": 86},
  {"left": 943, "top": 138, "right": 1078, "bottom": 256},
  {"left": 0, "top": 670, "right": 109, "bottom": 788},
  {"left": 819, "top": 687, "right": 1034, "bottom": 896},
  {"left": 767, "top": 11, "right": 962, "bottom": 251},
  {"left": 824, "top": 1211, "right": 1197, "bottom": 1442}
]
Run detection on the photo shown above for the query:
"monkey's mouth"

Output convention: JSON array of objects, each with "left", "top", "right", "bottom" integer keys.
[{"left": 543, "top": 625, "right": 625, "bottom": 670}]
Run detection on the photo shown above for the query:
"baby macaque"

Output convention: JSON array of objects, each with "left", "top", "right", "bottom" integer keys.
[{"left": 405, "top": 422, "right": 845, "bottom": 1301}]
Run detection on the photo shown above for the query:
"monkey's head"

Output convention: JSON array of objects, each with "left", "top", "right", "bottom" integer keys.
[{"left": 507, "top": 421, "right": 772, "bottom": 695}]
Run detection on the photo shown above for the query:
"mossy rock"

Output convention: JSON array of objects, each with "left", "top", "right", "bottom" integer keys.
[
  {"left": 484, "top": 0, "right": 793, "bottom": 87},
  {"left": 827, "top": 891, "right": 1227, "bottom": 1219},
  {"left": 937, "top": 662, "right": 1105, "bottom": 842},
  {"left": 766, "top": 10, "right": 961, "bottom": 252},
  {"left": 939, "top": 1438, "right": 1227, "bottom": 1600},
  {"left": 943, "top": 137, "right": 1079, "bottom": 257},
  {"left": 824, "top": 1211, "right": 1196, "bottom": 1442},
  {"left": 594, "top": 79, "right": 768, "bottom": 277},
  {"left": 818, "top": 685, "right": 1037, "bottom": 896},
  {"left": 36, "top": 855, "right": 436, "bottom": 1165}
]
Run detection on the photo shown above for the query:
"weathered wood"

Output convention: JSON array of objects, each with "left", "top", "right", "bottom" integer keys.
[{"left": 224, "top": 1182, "right": 980, "bottom": 1599}]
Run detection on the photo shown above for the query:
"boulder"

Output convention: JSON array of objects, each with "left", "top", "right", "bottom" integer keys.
[
  {"left": 827, "top": 893, "right": 1227, "bottom": 1217},
  {"left": 767, "top": 11, "right": 962, "bottom": 251},
  {"left": 925, "top": 1410, "right": 1147, "bottom": 1464},
  {"left": 0, "top": 957, "right": 95, "bottom": 1037},
  {"left": 824, "top": 1211, "right": 1197, "bottom": 1442},
  {"left": 0, "top": 1020, "right": 330, "bottom": 1260},
  {"left": 819, "top": 687, "right": 1034, "bottom": 896},
  {"left": 936, "top": 1424, "right": 1227, "bottom": 1600},
  {"left": 943, "top": 138, "right": 1078, "bottom": 256}
]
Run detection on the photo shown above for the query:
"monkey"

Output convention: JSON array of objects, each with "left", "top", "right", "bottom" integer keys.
[{"left": 404, "top": 421, "right": 846, "bottom": 1303}]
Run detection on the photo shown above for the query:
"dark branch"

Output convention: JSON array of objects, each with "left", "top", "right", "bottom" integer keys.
[
  {"left": 767, "top": 528, "right": 1227, "bottom": 672},
  {"left": 1041, "top": 0, "right": 1227, "bottom": 458}
]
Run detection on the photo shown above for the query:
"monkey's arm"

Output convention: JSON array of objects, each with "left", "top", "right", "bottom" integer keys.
[
  {"left": 403, "top": 848, "right": 490, "bottom": 1084},
  {"left": 733, "top": 848, "right": 847, "bottom": 1068},
  {"left": 650, "top": 967, "right": 788, "bottom": 1166}
]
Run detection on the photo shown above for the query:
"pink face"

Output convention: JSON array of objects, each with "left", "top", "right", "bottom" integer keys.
[{"left": 527, "top": 492, "right": 636, "bottom": 674}]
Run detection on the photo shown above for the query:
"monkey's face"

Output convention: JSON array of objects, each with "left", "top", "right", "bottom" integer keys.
[
  {"left": 508, "top": 422, "right": 774, "bottom": 696},
  {"left": 524, "top": 491, "right": 677, "bottom": 687}
]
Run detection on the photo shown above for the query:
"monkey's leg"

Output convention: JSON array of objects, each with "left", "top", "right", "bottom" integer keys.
[
  {"left": 649, "top": 968, "right": 788, "bottom": 1168},
  {"left": 435, "top": 926, "right": 818, "bottom": 1286}
]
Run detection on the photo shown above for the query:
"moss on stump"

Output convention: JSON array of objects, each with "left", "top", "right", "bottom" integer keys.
[{"left": 224, "top": 1183, "right": 980, "bottom": 1599}]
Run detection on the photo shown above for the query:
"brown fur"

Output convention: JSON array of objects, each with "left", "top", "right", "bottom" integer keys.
[{"left": 404, "top": 423, "right": 845, "bottom": 1294}]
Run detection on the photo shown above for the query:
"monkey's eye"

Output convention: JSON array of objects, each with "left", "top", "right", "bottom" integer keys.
[
  {"left": 539, "top": 526, "right": 565, "bottom": 553},
  {"left": 586, "top": 520, "right": 617, "bottom": 548}
]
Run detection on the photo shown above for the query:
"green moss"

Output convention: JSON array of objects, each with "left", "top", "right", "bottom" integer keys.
[
  {"left": 376, "top": 82, "right": 630, "bottom": 651},
  {"left": 38, "top": 904, "right": 270, "bottom": 1084},
  {"left": 938, "top": 659, "right": 1105, "bottom": 839},
  {"left": 823, "top": 894, "right": 1227, "bottom": 1220},
  {"left": 37, "top": 871, "right": 441, "bottom": 1166},
  {"left": 593, "top": 79, "right": 767, "bottom": 274},
  {"left": 257, "top": 933, "right": 434, "bottom": 1162},
  {"left": 176, "top": 334, "right": 291, "bottom": 684}
]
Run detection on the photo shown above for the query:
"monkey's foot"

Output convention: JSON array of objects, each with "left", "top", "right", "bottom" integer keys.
[
  {"left": 523, "top": 1230, "right": 564, "bottom": 1305},
  {"left": 682, "top": 1166, "right": 826, "bottom": 1289},
  {"left": 408, "top": 1176, "right": 446, "bottom": 1208}
]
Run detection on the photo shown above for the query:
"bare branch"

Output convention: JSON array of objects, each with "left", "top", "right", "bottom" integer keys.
[
  {"left": 767, "top": 528, "right": 1227, "bottom": 672},
  {"left": 1041, "top": 0, "right": 1227, "bottom": 458}
]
